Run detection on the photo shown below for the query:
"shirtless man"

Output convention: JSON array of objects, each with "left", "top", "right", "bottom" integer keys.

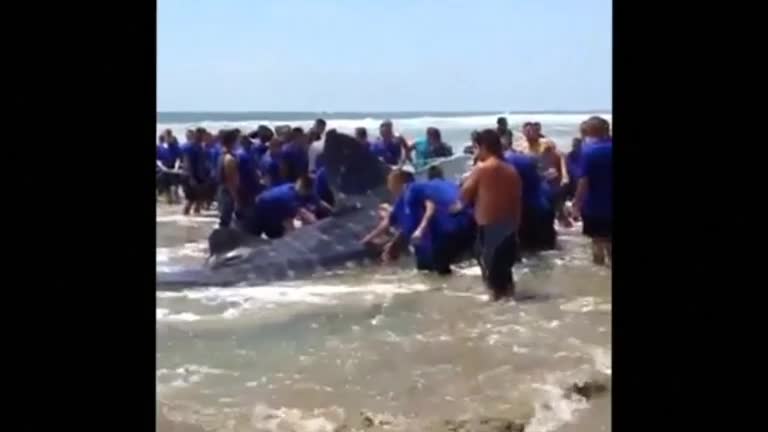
[{"left": 457, "top": 129, "right": 523, "bottom": 301}]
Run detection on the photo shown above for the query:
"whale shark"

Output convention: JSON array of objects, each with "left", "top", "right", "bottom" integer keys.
[{"left": 156, "top": 130, "right": 471, "bottom": 290}]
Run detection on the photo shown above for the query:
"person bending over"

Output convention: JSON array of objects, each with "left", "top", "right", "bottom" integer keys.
[
  {"left": 361, "top": 169, "right": 415, "bottom": 262},
  {"left": 245, "top": 175, "right": 328, "bottom": 239},
  {"left": 406, "top": 177, "right": 476, "bottom": 275},
  {"left": 456, "top": 129, "right": 522, "bottom": 301}
]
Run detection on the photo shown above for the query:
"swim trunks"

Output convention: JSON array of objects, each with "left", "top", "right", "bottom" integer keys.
[{"left": 476, "top": 221, "right": 519, "bottom": 300}]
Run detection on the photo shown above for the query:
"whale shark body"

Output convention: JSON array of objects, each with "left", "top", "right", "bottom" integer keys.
[{"left": 156, "top": 131, "right": 471, "bottom": 290}]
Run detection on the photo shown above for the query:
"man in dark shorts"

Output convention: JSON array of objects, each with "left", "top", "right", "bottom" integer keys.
[
  {"left": 457, "top": 129, "right": 523, "bottom": 301},
  {"left": 574, "top": 116, "right": 612, "bottom": 266},
  {"left": 180, "top": 128, "right": 209, "bottom": 215}
]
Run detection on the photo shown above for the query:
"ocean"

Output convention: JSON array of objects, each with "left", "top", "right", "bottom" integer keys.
[
  {"left": 156, "top": 111, "right": 612, "bottom": 152},
  {"left": 156, "top": 112, "right": 612, "bottom": 432}
]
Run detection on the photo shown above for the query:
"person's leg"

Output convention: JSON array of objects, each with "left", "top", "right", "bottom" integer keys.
[
  {"left": 217, "top": 189, "right": 234, "bottom": 228},
  {"left": 591, "top": 239, "right": 606, "bottom": 265},
  {"left": 430, "top": 237, "right": 453, "bottom": 275},
  {"left": 475, "top": 228, "right": 488, "bottom": 281},
  {"left": 182, "top": 179, "right": 196, "bottom": 215},
  {"left": 487, "top": 233, "right": 518, "bottom": 300}
]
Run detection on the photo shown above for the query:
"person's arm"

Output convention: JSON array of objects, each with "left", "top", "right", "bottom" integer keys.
[
  {"left": 296, "top": 207, "right": 318, "bottom": 225},
  {"left": 156, "top": 159, "right": 168, "bottom": 172},
  {"left": 223, "top": 155, "right": 240, "bottom": 207},
  {"left": 362, "top": 218, "right": 390, "bottom": 244},
  {"left": 573, "top": 178, "right": 588, "bottom": 218},
  {"left": 283, "top": 218, "right": 295, "bottom": 232},
  {"left": 559, "top": 152, "right": 569, "bottom": 185},
  {"left": 459, "top": 165, "right": 481, "bottom": 205},
  {"left": 381, "top": 230, "right": 406, "bottom": 262},
  {"left": 511, "top": 171, "right": 523, "bottom": 232},
  {"left": 400, "top": 137, "right": 414, "bottom": 164},
  {"left": 411, "top": 200, "right": 436, "bottom": 244}
]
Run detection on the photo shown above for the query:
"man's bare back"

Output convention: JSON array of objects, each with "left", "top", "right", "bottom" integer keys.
[{"left": 460, "top": 157, "right": 522, "bottom": 227}]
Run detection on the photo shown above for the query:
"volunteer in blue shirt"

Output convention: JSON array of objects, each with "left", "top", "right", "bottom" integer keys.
[
  {"left": 504, "top": 151, "right": 556, "bottom": 252},
  {"left": 245, "top": 175, "right": 327, "bottom": 239},
  {"left": 370, "top": 120, "right": 404, "bottom": 166},
  {"left": 574, "top": 116, "right": 612, "bottom": 266},
  {"left": 180, "top": 128, "right": 209, "bottom": 215}
]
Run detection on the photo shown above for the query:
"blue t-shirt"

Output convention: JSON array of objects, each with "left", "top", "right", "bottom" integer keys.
[
  {"left": 388, "top": 191, "right": 410, "bottom": 232},
  {"left": 314, "top": 167, "right": 334, "bottom": 206},
  {"left": 206, "top": 143, "right": 222, "bottom": 177},
  {"left": 371, "top": 138, "right": 402, "bottom": 165},
  {"left": 181, "top": 142, "right": 208, "bottom": 182},
  {"left": 566, "top": 150, "right": 582, "bottom": 183},
  {"left": 281, "top": 142, "right": 309, "bottom": 182},
  {"left": 259, "top": 151, "right": 286, "bottom": 187},
  {"left": 236, "top": 147, "right": 261, "bottom": 201},
  {"left": 579, "top": 140, "right": 612, "bottom": 219},
  {"left": 504, "top": 152, "right": 550, "bottom": 211},
  {"left": 254, "top": 184, "right": 303, "bottom": 223},
  {"left": 157, "top": 143, "right": 182, "bottom": 169},
  {"left": 252, "top": 139, "right": 269, "bottom": 161},
  {"left": 405, "top": 179, "right": 469, "bottom": 237}
]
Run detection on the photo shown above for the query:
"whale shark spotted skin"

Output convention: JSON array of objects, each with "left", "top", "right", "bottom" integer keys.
[{"left": 156, "top": 131, "right": 471, "bottom": 290}]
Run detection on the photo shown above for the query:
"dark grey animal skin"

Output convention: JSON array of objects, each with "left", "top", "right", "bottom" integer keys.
[{"left": 156, "top": 130, "right": 471, "bottom": 290}]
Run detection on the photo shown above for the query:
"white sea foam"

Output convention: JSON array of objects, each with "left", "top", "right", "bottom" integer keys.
[
  {"left": 156, "top": 281, "right": 431, "bottom": 322},
  {"left": 527, "top": 380, "right": 590, "bottom": 432},
  {"left": 157, "top": 112, "right": 611, "bottom": 150}
]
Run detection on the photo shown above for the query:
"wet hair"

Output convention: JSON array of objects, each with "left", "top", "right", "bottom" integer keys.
[
  {"left": 470, "top": 130, "right": 480, "bottom": 144},
  {"left": 291, "top": 127, "right": 305, "bottom": 140},
  {"left": 220, "top": 129, "right": 239, "bottom": 148},
  {"left": 381, "top": 119, "right": 393, "bottom": 128},
  {"left": 426, "top": 127, "right": 441, "bottom": 141},
  {"left": 427, "top": 165, "right": 444, "bottom": 180},
  {"left": 158, "top": 134, "right": 166, "bottom": 143},
  {"left": 355, "top": 127, "right": 368, "bottom": 139},
  {"left": 497, "top": 116, "right": 508, "bottom": 126},
  {"left": 296, "top": 174, "right": 315, "bottom": 191},
  {"left": 315, "top": 118, "right": 326, "bottom": 127},
  {"left": 585, "top": 116, "right": 610, "bottom": 136},
  {"left": 476, "top": 129, "right": 503, "bottom": 158}
]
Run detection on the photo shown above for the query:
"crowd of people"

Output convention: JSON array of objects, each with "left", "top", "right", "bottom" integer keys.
[{"left": 156, "top": 115, "right": 612, "bottom": 300}]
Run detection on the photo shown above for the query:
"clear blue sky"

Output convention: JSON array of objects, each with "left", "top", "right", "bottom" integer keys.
[{"left": 158, "top": 0, "right": 611, "bottom": 112}]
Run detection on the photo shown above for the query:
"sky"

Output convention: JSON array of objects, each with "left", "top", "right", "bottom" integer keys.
[{"left": 157, "top": 0, "right": 611, "bottom": 112}]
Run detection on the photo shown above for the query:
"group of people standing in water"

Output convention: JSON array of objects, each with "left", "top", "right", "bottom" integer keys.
[{"left": 156, "top": 115, "right": 612, "bottom": 300}]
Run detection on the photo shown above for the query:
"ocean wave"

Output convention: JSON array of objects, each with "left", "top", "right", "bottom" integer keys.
[
  {"left": 156, "top": 281, "right": 431, "bottom": 323},
  {"left": 156, "top": 112, "right": 612, "bottom": 141}
]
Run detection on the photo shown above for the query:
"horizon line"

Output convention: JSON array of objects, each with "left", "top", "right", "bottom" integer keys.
[{"left": 157, "top": 109, "right": 612, "bottom": 114}]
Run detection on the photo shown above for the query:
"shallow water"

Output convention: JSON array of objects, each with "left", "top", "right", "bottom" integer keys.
[{"left": 156, "top": 203, "right": 611, "bottom": 432}]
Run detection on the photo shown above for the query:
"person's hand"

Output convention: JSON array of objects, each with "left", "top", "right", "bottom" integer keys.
[
  {"left": 360, "top": 233, "right": 373, "bottom": 245},
  {"left": 381, "top": 241, "right": 396, "bottom": 262},
  {"left": 449, "top": 200, "right": 463, "bottom": 214},
  {"left": 411, "top": 228, "right": 424, "bottom": 245}
]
